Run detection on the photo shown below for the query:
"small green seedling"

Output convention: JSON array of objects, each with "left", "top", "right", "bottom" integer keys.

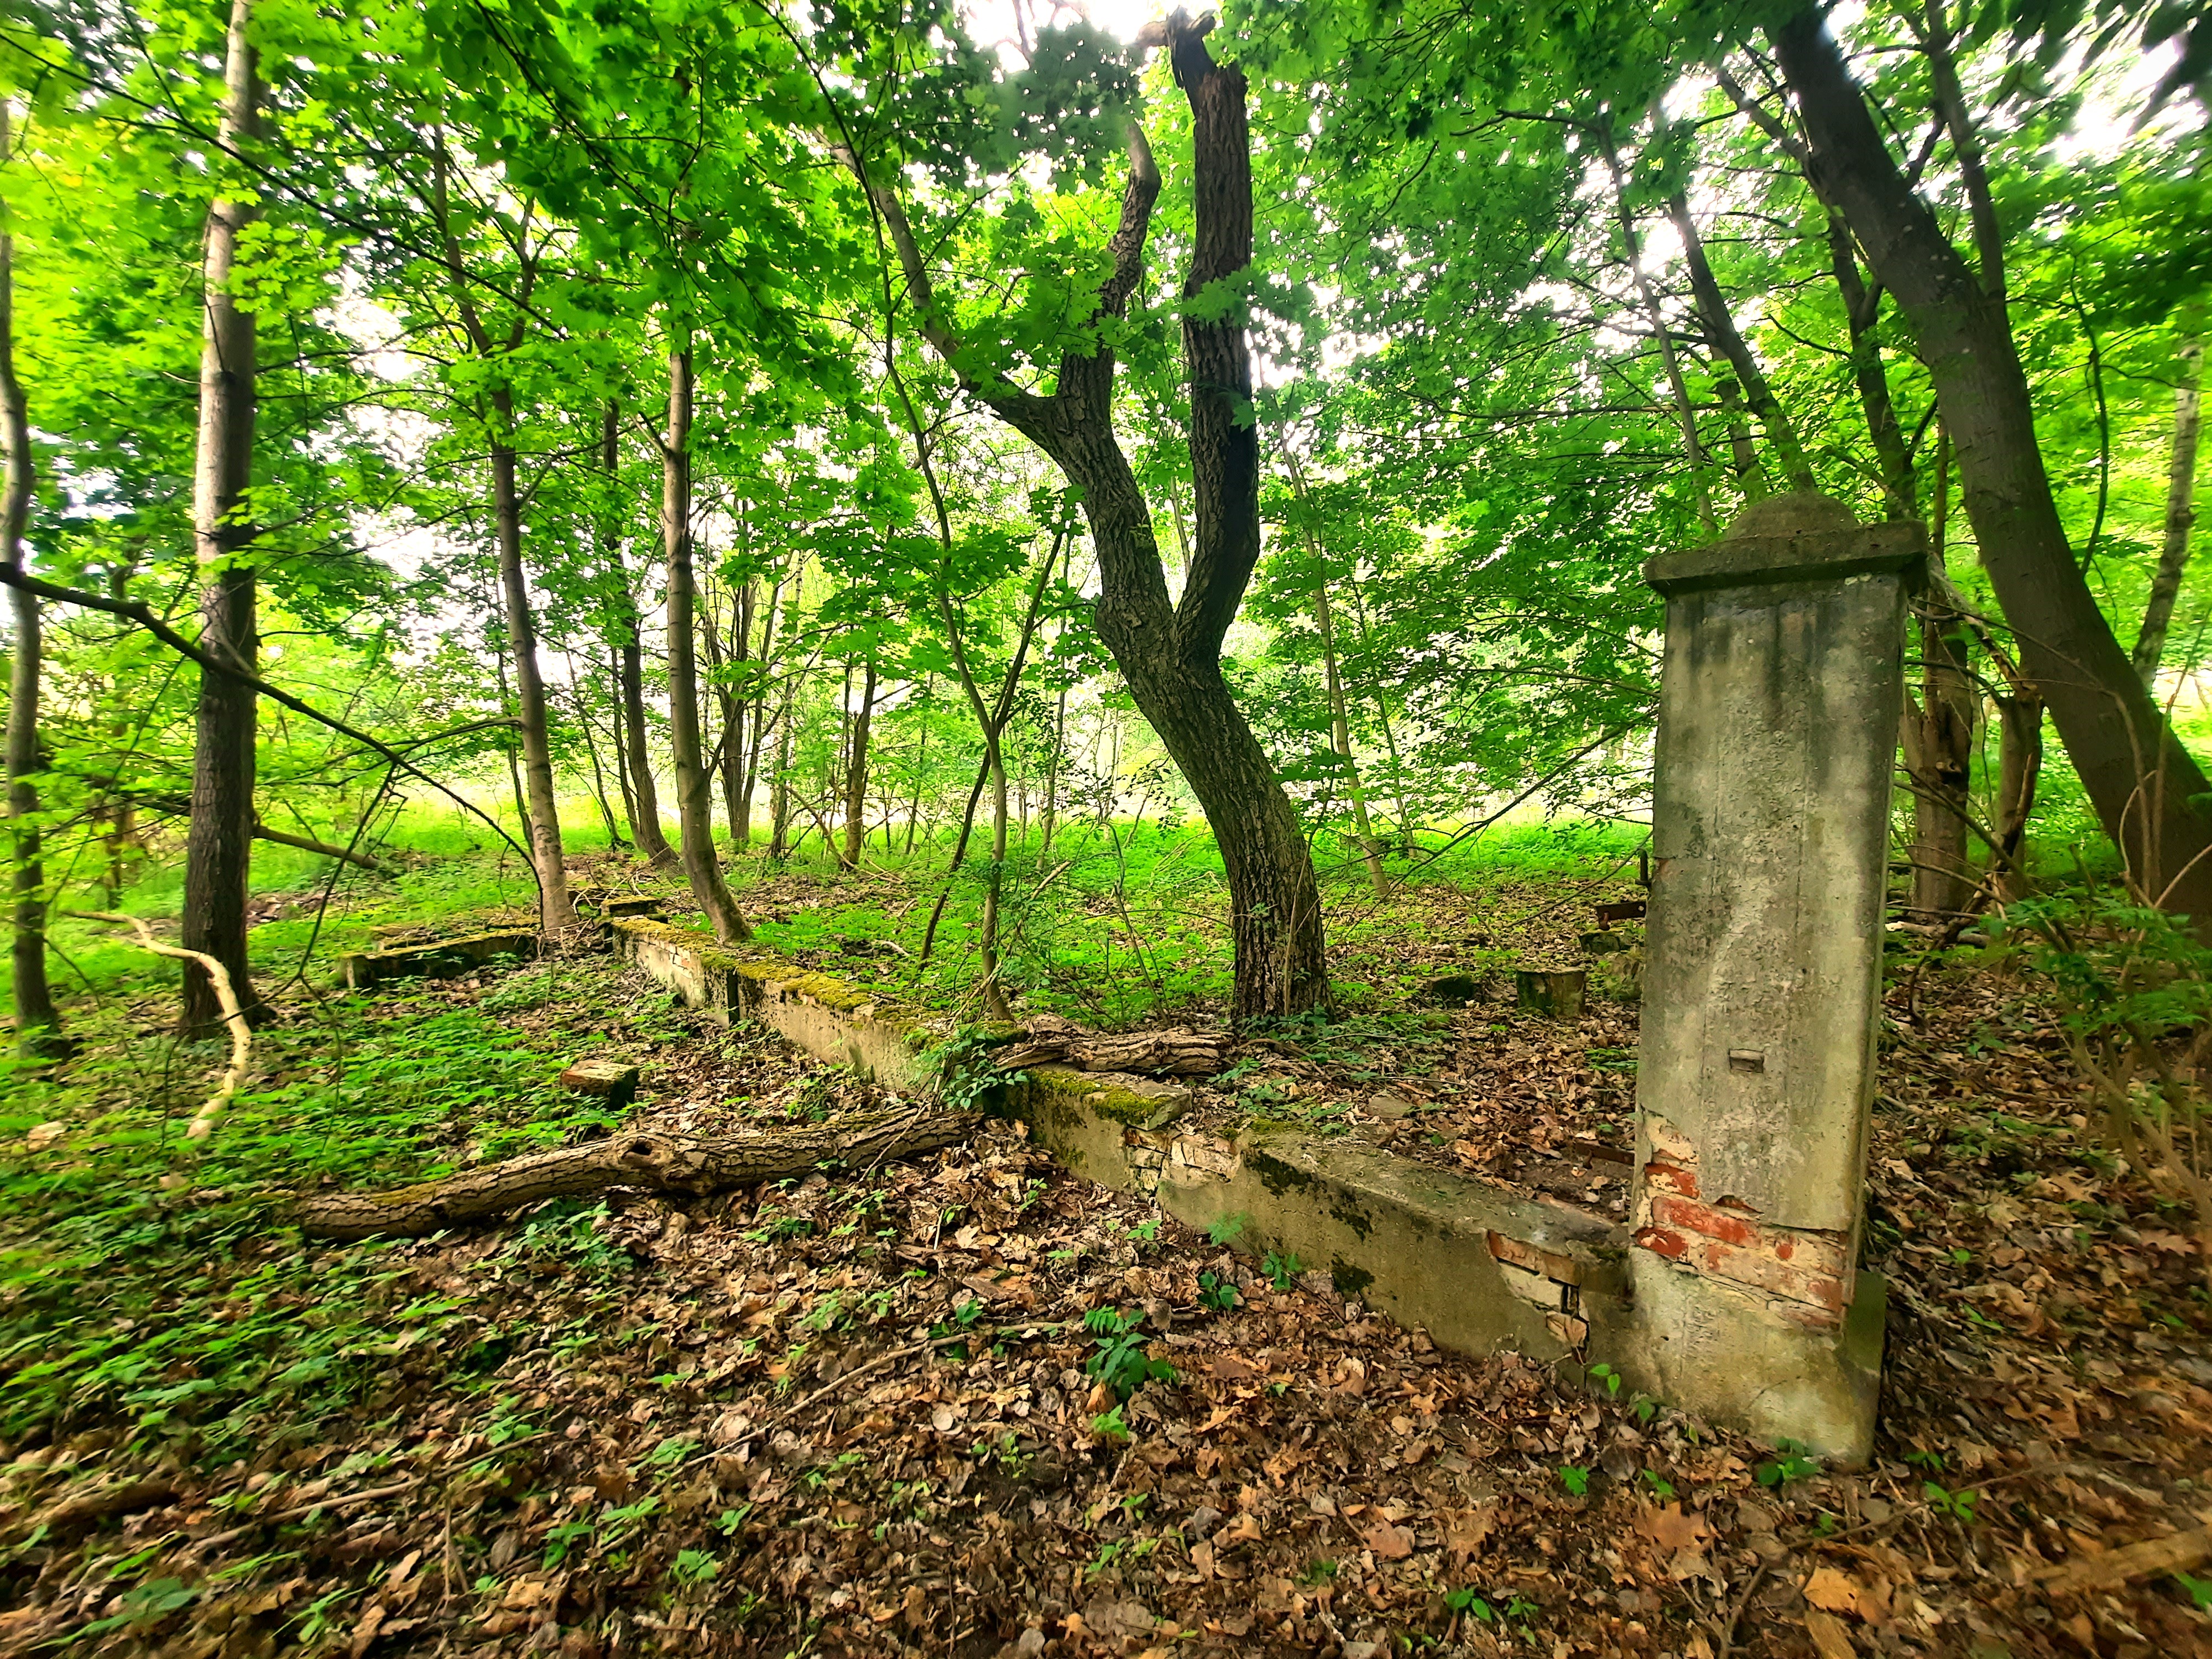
[
  {"left": 668, "top": 1548, "right": 719, "bottom": 1587},
  {"left": 1756, "top": 1453, "right": 1820, "bottom": 1488},
  {"left": 1084, "top": 1306, "right": 1177, "bottom": 1399},
  {"left": 1558, "top": 1465, "right": 1590, "bottom": 1496},
  {"left": 1587, "top": 1362, "right": 1623, "bottom": 1396},
  {"left": 2174, "top": 1570, "right": 2212, "bottom": 1611},
  {"left": 1922, "top": 1481, "right": 1978, "bottom": 1522},
  {"left": 1197, "top": 1272, "right": 1239, "bottom": 1312},
  {"left": 1206, "top": 1213, "right": 1249, "bottom": 1246},
  {"left": 1091, "top": 1406, "right": 1130, "bottom": 1445},
  {"left": 1262, "top": 1250, "right": 1302, "bottom": 1291},
  {"left": 1443, "top": 1587, "right": 1494, "bottom": 1621},
  {"left": 1640, "top": 1469, "right": 1676, "bottom": 1499}
]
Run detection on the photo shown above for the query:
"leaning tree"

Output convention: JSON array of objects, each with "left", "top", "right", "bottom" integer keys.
[{"left": 841, "top": 9, "right": 1330, "bottom": 1022}]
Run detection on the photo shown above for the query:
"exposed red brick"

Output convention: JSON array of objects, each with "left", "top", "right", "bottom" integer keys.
[
  {"left": 1650, "top": 1193, "right": 1756, "bottom": 1248},
  {"left": 1643, "top": 1157, "right": 1699, "bottom": 1200}
]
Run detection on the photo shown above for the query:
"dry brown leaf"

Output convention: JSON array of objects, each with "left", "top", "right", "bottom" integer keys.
[
  {"left": 1635, "top": 1501, "right": 1708, "bottom": 1553},
  {"left": 1357, "top": 1515, "right": 1415, "bottom": 1559},
  {"left": 1805, "top": 1566, "right": 1864, "bottom": 1616}
]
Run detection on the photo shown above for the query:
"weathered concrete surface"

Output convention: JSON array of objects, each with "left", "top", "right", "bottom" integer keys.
[
  {"left": 342, "top": 930, "right": 538, "bottom": 989},
  {"left": 1632, "top": 493, "right": 1922, "bottom": 1460},
  {"left": 1156, "top": 1125, "right": 1629, "bottom": 1364},
  {"left": 607, "top": 918, "right": 937, "bottom": 1091},
  {"left": 605, "top": 921, "right": 1635, "bottom": 1372}
]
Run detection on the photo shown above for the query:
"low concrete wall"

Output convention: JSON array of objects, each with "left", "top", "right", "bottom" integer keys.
[{"left": 607, "top": 919, "right": 1632, "bottom": 1380}]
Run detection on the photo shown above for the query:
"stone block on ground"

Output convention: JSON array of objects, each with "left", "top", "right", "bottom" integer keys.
[
  {"left": 603, "top": 896, "right": 662, "bottom": 918},
  {"left": 342, "top": 930, "right": 538, "bottom": 989},
  {"left": 1515, "top": 968, "right": 1586, "bottom": 1019},
  {"left": 560, "top": 1060, "right": 640, "bottom": 1105}
]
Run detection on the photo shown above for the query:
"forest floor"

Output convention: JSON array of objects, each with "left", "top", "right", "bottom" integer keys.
[{"left": 1, "top": 844, "right": 2208, "bottom": 1658}]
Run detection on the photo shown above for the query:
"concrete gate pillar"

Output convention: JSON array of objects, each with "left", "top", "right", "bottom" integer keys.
[{"left": 1626, "top": 493, "right": 1924, "bottom": 1462}]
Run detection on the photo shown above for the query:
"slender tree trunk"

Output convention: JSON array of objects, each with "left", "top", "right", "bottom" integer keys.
[
  {"left": 486, "top": 387, "right": 569, "bottom": 933},
  {"left": 1773, "top": 5, "right": 2212, "bottom": 920},
  {"left": 599, "top": 400, "right": 675, "bottom": 867},
  {"left": 1600, "top": 131, "right": 1717, "bottom": 534},
  {"left": 724, "top": 580, "right": 753, "bottom": 843},
  {"left": 180, "top": 0, "right": 261, "bottom": 1037},
  {"left": 1283, "top": 450, "right": 1386, "bottom": 895},
  {"left": 1994, "top": 691, "right": 2044, "bottom": 897},
  {"left": 0, "top": 113, "right": 58, "bottom": 1057},
  {"left": 697, "top": 577, "right": 743, "bottom": 847},
  {"left": 1825, "top": 212, "right": 1918, "bottom": 521},
  {"left": 841, "top": 655, "right": 876, "bottom": 872},
  {"left": 1911, "top": 430, "right": 1976, "bottom": 919},
  {"left": 2135, "top": 337, "right": 2203, "bottom": 687},
  {"left": 769, "top": 702, "right": 792, "bottom": 861},
  {"left": 661, "top": 336, "right": 750, "bottom": 941},
  {"left": 1341, "top": 573, "right": 1417, "bottom": 851},
  {"left": 1040, "top": 684, "right": 1066, "bottom": 857},
  {"left": 491, "top": 618, "right": 529, "bottom": 846},
  {"left": 570, "top": 675, "right": 628, "bottom": 854},
  {"left": 737, "top": 576, "right": 780, "bottom": 850},
  {"left": 1666, "top": 190, "right": 1819, "bottom": 494},
  {"left": 603, "top": 642, "right": 638, "bottom": 844}
]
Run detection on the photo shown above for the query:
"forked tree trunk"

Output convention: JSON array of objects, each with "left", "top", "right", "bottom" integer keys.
[
  {"left": 180, "top": 0, "right": 262, "bottom": 1039},
  {"left": 0, "top": 112, "right": 58, "bottom": 1057},
  {"left": 1773, "top": 7, "right": 2212, "bottom": 919},
  {"left": 855, "top": 15, "right": 1328, "bottom": 1021},
  {"left": 661, "top": 336, "right": 750, "bottom": 942},
  {"left": 487, "top": 389, "right": 570, "bottom": 933},
  {"left": 296, "top": 1105, "right": 977, "bottom": 1241},
  {"left": 600, "top": 401, "right": 675, "bottom": 867},
  {"left": 842, "top": 655, "right": 876, "bottom": 872},
  {"left": 2135, "top": 337, "right": 2203, "bottom": 687}
]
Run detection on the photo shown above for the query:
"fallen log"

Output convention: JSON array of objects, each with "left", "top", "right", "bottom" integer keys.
[
  {"left": 294, "top": 1105, "right": 979, "bottom": 1241},
  {"left": 990, "top": 1029, "right": 1229, "bottom": 1077}
]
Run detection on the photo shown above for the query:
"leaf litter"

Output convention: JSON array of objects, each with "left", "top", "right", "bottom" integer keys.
[{"left": 0, "top": 873, "right": 2207, "bottom": 1656}]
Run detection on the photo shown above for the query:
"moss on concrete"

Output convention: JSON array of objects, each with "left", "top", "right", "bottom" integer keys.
[{"left": 1022, "top": 1065, "right": 1185, "bottom": 1130}]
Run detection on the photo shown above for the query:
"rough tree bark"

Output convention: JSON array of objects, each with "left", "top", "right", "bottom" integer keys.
[
  {"left": 851, "top": 13, "right": 1329, "bottom": 1021},
  {"left": 2135, "top": 336, "right": 2203, "bottom": 687},
  {"left": 180, "top": 0, "right": 262, "bottom": 1038},
  {"left": 660, "top": 335, "right": 750, "bottom": 942},
  {"left": 0, "top": 105, "right": 59, "bottom": 1057},
  {"left": 1771, "top": 6, "right": 2212, "bottom": 918},
  {"left": 296, "top": 1105, "right": 976, "bottom": 1241},
  {"left": 599, "top": 401, "right": 676, "bottom": 866}
]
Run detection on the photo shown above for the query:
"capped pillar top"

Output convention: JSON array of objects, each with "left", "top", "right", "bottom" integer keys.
[{"left": 1644, "top": 490, "right": 1926, "bottom": 597}]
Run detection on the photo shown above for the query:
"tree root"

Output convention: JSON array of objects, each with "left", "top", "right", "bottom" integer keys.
[{"left": 293, "top": 1104, "right": 980, "bottom": 1241}]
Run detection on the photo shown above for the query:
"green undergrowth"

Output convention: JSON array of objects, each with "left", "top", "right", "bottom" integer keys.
[{"left": 0, "top": 957, "right": 661, "bottom": 1457}]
